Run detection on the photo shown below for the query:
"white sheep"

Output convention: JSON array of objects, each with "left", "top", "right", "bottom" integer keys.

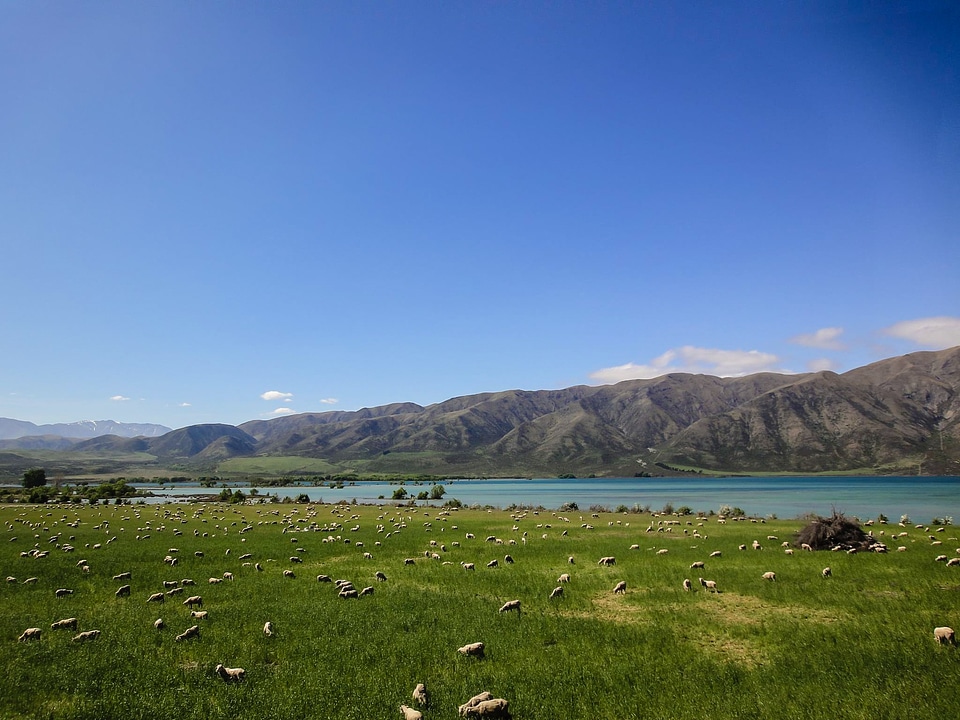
[
  {"left": 55, "top": 588, "right": 74, "bottom": 598},
  {"left": 360, "top": 586, "right": 374, "bottom": 596},
  {"left": 115, "top": 585, "right": 131, "bottom": 598},
  {"left": 947, "top": 558, "right": 960, "bottom": 567},
  {"left": 375, "top": 571, "right": 387, "bottom": 582},
  {"left": 215, "top": 664, "right": 245, "bottom": 681},
  {"left": 263, "top": 621, "right": 275, "bottom": 636},
  {"left": 190, "top": 610, "right": 208, "bottom": 620},
  {"left": 801, "top": 543, "right": 813, "bottom": 551},
  {"left": 458, "top": 641, "right": 485, "bottom": 657},
  {"left": 462, "top": 562, "right": 475, "bottom": 571},
  {"left": 183, "top": 595, "right": 203, "bottom": 608},
  {"left": 147, "top": 592, "right": 165, "bottom": 604},
  {"left": 699, "top": 577, "right": 718, "bottom": 592},
  {"left": 598, "top": 556, "right": 616, "bottom": 566},
  {"left": 462, "top": 698, "right": 510, "bottom": 718},
  {"left": 113, "top": 572, "right": 132, "bottom": 581},
  {"left": 283, "top": 570, "right": 296, "bottom": 578},
  {"left": 72, "top": 630, "right": 101, "bottom": 642},
  {"left": 412, "top": 682, "right": 429, "bottom": 707},
  {"left": 487, "top": 559, "right": 499, "bottom": 568},
  {"left": 18, "top": 627, "right": 42, "bottom": 642},
  {"left": 709, "top": 551, "right": 722, "bottom": 558},
  {"left": 934, "top": 626, "right": 955, "bottom": 645},
  {"left": 458, "top": 692, "right": 494, "bottom": 716},
  {"left": 613, "top": 580, "right": 627, "bottom": 594},
  {"left": 822, "top": 567, "right": 832, "bottom": 578},
  {"left": 762, "top": 571, "right": 776, "bottom": 581},
  {"left": 154, "top": 618, "right": 165, "bottom": 630},
  {"left": 400, "top": 705, "right": 423, "bottom": 720},
  {"left": 682, "top": 579, "right": 692, "bottom": 591},
  {"left": 568, "top": 556, "right": 575, "bottom": 564},
  {"left": 176, "top": 625, "right": 200, "bottom": 642},
  {"left": 690, "top": 561, "right": 705, "bottom": 569},
  {"left": 557, "top": 573, "right": 571, "bottom": 583},
  {"left": 549, "top": 586, "right": 564, "bottom": 599},
  {"left": 51, "top": 617, "right": 78, "bottom": 631},
  {"left": 498, "top": 600, "right": 521, "bottom": 614}
]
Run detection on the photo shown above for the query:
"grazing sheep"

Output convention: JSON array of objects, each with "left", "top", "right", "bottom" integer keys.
[
  {"left": 629, "top": 544, "right": 640, "bottom": 550},
  {"left": 549, "top": 586, "right": 564, "bottom": 599},
  {"left": 458, "top": 692, "right": 494, "bottom": 717},
  {"left": 51, "top": 618, "right": 78, "bottom": 631},
  {"left": 162, "top": 580, "right": 178, "bottom": 589},
  {"left": 113, "top": 572, "right": 131, "bottom": 581},
  {"left": 709, "top": 551, "right": 722, "bottom": 558},
  {"left": 72, "top": 630, "right": 100, "bottom": 642},
  {"left": 613, "top": 581, "right": 627, "bottom": 594},
  {"left": 801, "top": 543, "right": 813, "bottom": 551},
  {"left": 462, "top": 563, "right": 475, "bottom": 571},
  {"left": 147, "top": 592, "right": 165, "bottom": 604},
  {"left": 166, "top": 587, "right": 184, "bottom": 596},
  {"left": 55, "top": 588, "right": 74, "bottom": 598},
  {"left": 115, "top": 584, "right": 131, "bottom": 598},
  {"left": 255, "top": 563, "right": 263, "bottom": 572},
  {"left": 190, "top": 610, "right": 208, "bottom": 620},
  {"left": 458, "top": 641, "right": 485, "bottom": 658},
  {"left": 175, "top": 625, "right": 200, "bottom": 642},
  {"left": 412, "top": 682, "right": 429, "bottom": 707},
  {"left": 498, "top": 600, "right": 521, "bottom": 614},
  {"left": 557, "top": 573, "right": 571, "bottom": 583},
  {"left": 699, "top": 577, "right": 718, "bottom": 592},
  {"left": 738, "top": 544, "right": 747, "bottom": 551},
  {"left": 154, "top": 618, "right": 164, "bottom": 630},
  {"left": 504, "top": 555, "right": 514, "bottom": 564},
  {"left": 375, "top": 571, "right": 387, "bottom": 582},
  {"left": 181, "top": 578, "right": 196, "bottom": 586},
  {"left": 487, "top": 559, "right": 499, "bottom": 568},
  {"left": 215, "top": 664, "right": 245, "bottom": 682},
  {"left": 404, "top": 558, "right": 416, "bottom": 566},
  {"left": 263, "top": 621, "right": 274, "bottom": 636},
  {"left": 400, "top": 705, "right": 423, "bottom": 720},
  {"left": 568, "top": 556, "right": 575, "bottom": 565},
  {"left": 183, "top": 595, "right": 203, "bottom": 609},
  {"left": 317, "top": 574, "right": 332, "bottom": 583},
  {"left": 283, "top": 570, "right": 296, "bottom": 578},
  {"left": 360, "top": 586, "right": 374, "bottom": 596},
  {"left": 947, "top": 558, "right": 960, "bottom": 567},
  {"left": 462, "top": 698, "right": 510, "bottom": 719},
  {"left": 222, "top": 572, "right": 234, "bottom": 581},
  {"left": 682, "top": 579, "right": 692, "bottom": 591},
  {"left": 18, "top": 627, "right": 42, "bottom": 642},
  {"left": 690, "top": 561, "right": 705, "bottom": 569},
  {"left": 762, "top": 571, "right": 776, "bottom": 581},
  {"left": 598, "top": 556, "right": 616, "bottom": 566},
  {"left": 784, "top": 548, "right": 794, "bottom": 555},
  {"left": 934, "top": 626, "right": 956, "bottom": 645},
  {"left": 339, "top": 588, "right": 359, "bottom": 599},
  {"left": 208, "top": 577, "right": 222, "bottom": 584},
  {"left": 822, "top": 567, "right": 832, "bottom": 578}
]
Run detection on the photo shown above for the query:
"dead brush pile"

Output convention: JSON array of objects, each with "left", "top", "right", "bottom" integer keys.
[{"left": 796, "top": 510, "right": 869, "bottom": 551}]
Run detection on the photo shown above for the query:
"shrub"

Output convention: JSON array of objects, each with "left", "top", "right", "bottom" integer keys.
[{"left": 796, "top": 510, "right": 868, "bottom": 551}]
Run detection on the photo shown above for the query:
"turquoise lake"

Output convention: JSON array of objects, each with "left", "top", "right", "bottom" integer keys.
[{"left": 141, "top": 475, "right": 960, "bottom": 522}]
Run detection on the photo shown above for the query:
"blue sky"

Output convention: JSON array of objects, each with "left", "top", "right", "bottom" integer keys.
[{"left": 1, "top": 1, "right": 958, "bottom": 430}]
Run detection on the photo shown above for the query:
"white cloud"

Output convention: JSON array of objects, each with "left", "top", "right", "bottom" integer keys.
[
  {"left": 261, "top": 390, "right": 293, "bottom": 401},
  {"left": 179, "top": 402, "right": 192, "bottom": 408},
  {"left": 790, "top": 327, "right": 846, "bottom": 350},
  {"left": 883, "top": 316, "right": 960, "bottom": 349},
  {"left": 110, "top": 395, "right": 130, "bottom": 402},
  {"left": 807, "top": 357, "right": 838, "bottom": 372},
  {"left": 270, "top": 407, "right": 296, "bottom": 416},
  {"left": 590, "top": 346, "right": 783, "bottom": 383},
  {"left": 319, "top": 398, "right": 339, "bottom": 405}
]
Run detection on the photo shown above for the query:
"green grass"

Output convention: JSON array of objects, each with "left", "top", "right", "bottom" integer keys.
[{"left": 2, "top": 503, "right": 959, "bottom": 720}]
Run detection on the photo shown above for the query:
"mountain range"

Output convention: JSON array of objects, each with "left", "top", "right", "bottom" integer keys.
[{"left": 3, "top": 347, "right": 959, "bottom": 476}]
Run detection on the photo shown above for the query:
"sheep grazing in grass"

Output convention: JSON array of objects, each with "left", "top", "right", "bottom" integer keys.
[
  {"left": 51, "top": 617, "right": 78, "bottom": 631},
  {"left": 487, "top": 559, "right": 499, "bottom": 568},
  {"left": 190, "top": 610, "right": 208, "bottom": 620},
  {"left": 549, "top": 586, "right": 564, "bottom": 599},
  {"left": 412, "top": 682, "right": 429, "bottom": 707},
  {"left": 263, "top": 621, "right": 274, "bottom": 637},
  {"left": 947, "top": 558, "right": 960, "bottom": 567},
  {"left": 557, "top": 573, "right": 571, "bottom": 583},
  {"left": 568, "top": 556, "right": 575, "bottom": 565},
  {"left": 462, "top": 563, "right": 475, "bottom": 571},
  {"left": 801, "top": 543, "right": 813, "bottom": 551},
  {"left": 339, "top": 588, "right": 359, "bottom": 599},
  {"left": 18, "top": 628, "right": 42, "bottom": 642},
  {"left": 55, "top": 588, "right": 74, "bottom": 598},
  {"left": 709, "top": 551, "right": 722, "bottom": 558},
  {"left": 934, "top": 626, "right": 955, "bottom": 645},
  {"left": 504, "top": 555, "right": 514, "bottom": 564},
  {"left": 5, "top": 577, "right": 15, "bottom": 583},
  {"left": 283, "top": 570, "right": 296, "bottom": 578},
  {"left": 683, "top": 578, "right": 692, "bottom": 591},
  {"left": 462, "top": 698, "right": 511, "bottom": 719},
  {"left": 375, "top": 571, "right": 387, "bottom": 582},
  {"left": 400, "top": 704, "right": 423, "bottom": 720},
  {"left": 613, "top": 581, "right": 627, "bottom": 594},
  {"left": 360, "top": 586, "right": 374, "bottom": 596},
  {"left": 208, "top": 577, "right": 222, "bottom": 584},
  {"left": 598, "top": 556, "right": 616, "bottom": 566},
  {"left": 822, "top": 567, "right": 832, "bottom": 578},
  {"left": 181, "top": 578, "right": 196, "bottom": 586},
  {"left": 183, "top": 595, "right": 203, "bottom": 609},
  {"left": 762, "top": 571, "right": 776, "bottom": 581},
  {"left": 72, "top": 630, "right": 100, "bottom": 642},
  {"left": 115, "top": 585, "right": 131, "bottom": 598},
  {"left": 162, "top": 580, "right": 178, "bottom": 589},
  {"left": 699, "top": 578, "right": 718, "bottom": 592},
  {"left": 154, "top": 618, "right": 164, "bottom": 630},
  {"left": 147, "top": 592, "right": 165, "bottom": 604},
  {"left": 222, "top": 572, "right": 234, "bottom": 581},
  {"left": 458, "top": 692, "right": 494, "bottom": 716},
  {"left": 690, "top": 561, "right": 705, "bottom": 569},
  {"left": 498, "top": 600, "right": 521, "bottom": 614},
  {"left": 458, "top": 641, "right": 485, "bottom": 658},
  {"left": 175, "top": 625, "right": 200, "bottom": 642},
  {"left": 404, "top": 558, "right": 416, "bottom": 566},
  {"left": 317, "top": 575, "right": 332, "bottom": 583},
  {"left": 215, "top": 664, "right": 245, "bottom": 682},
  {"left": 113, "top": 572, "right": 131, "bottom": 581}
]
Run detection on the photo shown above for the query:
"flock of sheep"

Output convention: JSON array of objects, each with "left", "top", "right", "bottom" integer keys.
[{"left": 6, "top": 500, "right": 959, "bottom": 718}]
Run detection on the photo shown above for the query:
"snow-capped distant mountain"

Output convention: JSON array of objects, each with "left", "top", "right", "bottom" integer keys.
[{"left": 0, "top": 418, "right": 171, "bottom": 440}]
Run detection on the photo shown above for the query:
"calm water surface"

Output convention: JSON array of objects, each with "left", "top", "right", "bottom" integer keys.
[{"left": 140, "top": 476, "right": 960, "bottom": 522}]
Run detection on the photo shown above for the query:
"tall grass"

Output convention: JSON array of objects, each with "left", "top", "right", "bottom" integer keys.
[{"left": 2, "top": 502, "right": 959, "bottom": 719}]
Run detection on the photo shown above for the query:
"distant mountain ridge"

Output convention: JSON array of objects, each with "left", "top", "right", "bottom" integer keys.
[
  {"left": 3, "top": 348, "right": 959, "bottom": 475},
  {"left": 0, "top": 418, "right": 171, "bottom": 441}
]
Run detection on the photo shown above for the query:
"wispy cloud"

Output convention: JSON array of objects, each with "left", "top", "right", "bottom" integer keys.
[
  {"left": 807, "top": 357, "right": 838, "bottom": 372},
  {"left": 261, "top": 390, "right": 293, "bottom": 402},
  {"left": 110, "top": 395, "right": 130, "bottom": 402},
  {"left": 319, "top": 398, "right": 339, "bottom": 405},
  {"left": 178, "top": 402, "right": 191, "bottom": 407},
  {"left": 270, "top": 407, "right": 296, "bottom": 416},
  {"left": 883, "top": 316, "right": 960, "bottom": 349},
  {"left": 790, "top": 327, "right": 846, "bottom": 350},
  {"left": 590, "top": 346, "right": 783, "bottom": 383}
]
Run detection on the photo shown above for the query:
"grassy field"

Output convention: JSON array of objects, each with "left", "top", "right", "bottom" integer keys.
[{"left": 2, "top": 501, "right": 959, "bottom": 720}]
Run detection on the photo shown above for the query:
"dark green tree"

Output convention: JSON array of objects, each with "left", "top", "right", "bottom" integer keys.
[
  {"left": 429, "top": 484, "right": 446, "bottom": 500},
  {"left": 22, "top": 468, "right": 47, "bottom": 489}
]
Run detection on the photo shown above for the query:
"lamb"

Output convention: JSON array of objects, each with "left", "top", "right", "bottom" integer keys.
[
  {"left": 462, "top": 698, "right": 511, "bottom": 718},
  {"left": 822, "top": 567, "right": 832, "bottom": 578},
  {"left": 375, "top": 571, "right": 388, "bottom": 582},
  {"left": 115, "top": 584, "right": 131, "bottom": 598},
  {"left": 598, "top": 556, "right": 616, "bottom": 566},
  {"left": 72, "top": 630, "right": 100, "bottom": 642},
  {"left": 613, "top": 580, "right": 627, "bottom": 594},
  {"left": 412, "top": 682, "right": 429, "bottom": 707},
  {"left": 762, "top": 571, "right": 776, "bottom": 581},
  {"left": 51, "top": 617, "right": 78, "bottom": 631},
  {"left": 498, "top": 600, "right": 521, "bottom": 614},
  {"left": 175, "top": 625, "right": 200, "bottom": 641},
  {"left": 263, "top": 621, "right": 275, "bottom": 636},
  {"left": 458, "top": 641, "right": 485, "bottom": 657},
  {"left": 557, "top": 573, "right": 571, "bottom": 583},
  {"left": 549, "top": 586, "right": 564, "bottom": 599},
  {"left": 183, "top": 595, "right": 203, "bottom": 608},
  {"left": 18, "top": 627, "right": 42, "bottom": 642},
  {"left": 55, "top": 588, "right": 74, "bottom": 598},
  {"left": 400, "top": 705, "right": 423, "bottom": 720},
  {"left": 458, "top": 692, "right": 494, "bottom": 716},
  {"left": 934, "top": 626, "right": 956, "bottom": 645},
  {"left": 215, "top": 664, "right": 245, "bottom": 682},
  {"left": 682, "top": 579, "right": 692, "bottom": 591},
  {"left": 190, "top": 610, "right": 208, "bottom": 620}
]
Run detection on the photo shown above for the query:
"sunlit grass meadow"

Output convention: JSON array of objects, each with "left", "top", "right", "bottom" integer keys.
[{"left": 3, "top": 501, "right": 960, "bottom": 719}]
